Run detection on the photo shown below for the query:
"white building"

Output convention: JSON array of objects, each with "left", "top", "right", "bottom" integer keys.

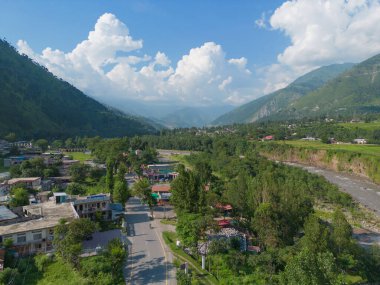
[{"left": 0, "top": 202, "right": 78, "bottom": 255}]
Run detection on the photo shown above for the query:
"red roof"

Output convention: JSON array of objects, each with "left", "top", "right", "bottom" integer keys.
[
  {"left": 247, "top": 246, "right": 261, "bottom": 253},
  {"left": 215, "top": 203, "right": 233, "bottom": 211},
  {"left": 152, "top": 184, "right": 171, "bottom": 193},
  {"left": 264, "top": 135, "right": 274, "bottom": 140},
  {"left": 218, "top": 219, "right": 230, "bottom": 227}
]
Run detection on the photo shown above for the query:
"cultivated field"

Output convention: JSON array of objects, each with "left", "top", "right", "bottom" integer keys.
[{"left": 282, "top": 140, "right": 380, "bottom": 157}]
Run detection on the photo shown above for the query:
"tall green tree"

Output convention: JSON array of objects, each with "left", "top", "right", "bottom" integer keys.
[
  {"left": 69, "top": 163, "right": 89, "bottom": 183},
  {"left": 54, "top": 218, "right": 96, "bottom": 268},
  {"left": 331, "top": 209, "right": 352, "bottom": 255},
  {"left": 105, "top": 238, "right": 127, "bottom": 280},
  {"left": 35, "top": 139, "right": 49, "bottom": 152},
  {"left": 113, "top": 180, "right": 129, "bottom": 206},
  {"left": 301, "top": 214, "right": 329, "bottom": 254},
  {"left": 280, "top": 248, "right": 345, "bottom": 285},
  {"left": 176, "top": 213, "right": 202, "bottom": 249},
  {"left": 171, "top": 165, "right": 202, "bottom": 214},
  {"left": 106, "top": 158, "right": 114, "bottom": 194},
  {"left": 252, "top": 203, "right": 280, "bottom": 248},
  {"left": 133, "top": 178, "right": 156, "bottom": 217}
]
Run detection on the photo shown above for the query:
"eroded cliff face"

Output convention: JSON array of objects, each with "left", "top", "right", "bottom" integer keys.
[{"left": 259, "top": 147, "right": 380, "bottom": 184}]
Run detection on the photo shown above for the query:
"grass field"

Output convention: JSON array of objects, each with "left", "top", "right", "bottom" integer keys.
[
  {"left": 339, "top": 121, "right": 380, "bottom": 131},
  {"left": 282, "top": 140, "right": 380, "bottom": 157},
  {"left": 162, "top": 231, "right": 218, "bottom": 285},
  {"left": 64, "top": 151, "right": 93, "bottom": 162},
  {"left": 21, "top": 258, "right": 88, "bottom": 285}
]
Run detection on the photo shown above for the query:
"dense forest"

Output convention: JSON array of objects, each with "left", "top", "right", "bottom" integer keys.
[{"left": 0, "top": 40, "right": 157, "bottom": 139}]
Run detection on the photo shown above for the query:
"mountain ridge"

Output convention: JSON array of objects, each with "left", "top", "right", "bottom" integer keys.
[
  {"left": 212, "top": 63, "right": 355, "bottom": 125},
  {"left": 0, "top": 40, "right": 157, "bottom": 139}
]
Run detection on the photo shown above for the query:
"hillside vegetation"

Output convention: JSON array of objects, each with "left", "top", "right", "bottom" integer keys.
[
  {"left": 0, "top": 40, "right": 157, "bottom": 139},
  {"left": 256, "top": 142, "right": 380, "bottom": 184},
  {"left": 288, "top": 53, "right": 380, "bottom": 119},
  {"left": 213, "top": 63, "right": 354, "bottom": 125}
]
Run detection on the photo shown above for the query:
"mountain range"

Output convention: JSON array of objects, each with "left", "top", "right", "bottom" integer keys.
[
  {"left": 212, "top": 63, "right": 356, "bottom": 125},
  {"left": 0, "top": 40, "right": 157, "bottom": 139},
  {"left": 214, "top": 52, "right": 380, "bottom": 125}
]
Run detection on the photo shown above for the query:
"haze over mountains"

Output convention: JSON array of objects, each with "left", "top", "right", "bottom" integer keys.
[
  {"left": 213, "top": 53, "right": 380, "bottom": 125},
  {"left": 0, "top": 40, "right": 157, "bottom": 139},
  {"left": 2, "top": 37, "right": 380, "bottom": 138}
]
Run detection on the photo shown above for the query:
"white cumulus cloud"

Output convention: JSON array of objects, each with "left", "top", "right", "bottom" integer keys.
[
  {"left": 263, "top": 0, "right": 380, "bottom": 93},
  {"left": 16, "top": 13, "right": 255, "bottom": 110}
]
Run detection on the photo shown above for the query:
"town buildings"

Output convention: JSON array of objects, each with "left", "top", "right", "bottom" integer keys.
[{"left": 0, "top": 202, "right": 78, "bottom": 255}]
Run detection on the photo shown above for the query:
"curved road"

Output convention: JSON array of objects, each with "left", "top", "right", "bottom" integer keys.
[
  {"left": 124, "top": 197, "right": 176, "bottom": 285},
  {"left": 286, "top": 162, "right": 380, "bottom": 217}
]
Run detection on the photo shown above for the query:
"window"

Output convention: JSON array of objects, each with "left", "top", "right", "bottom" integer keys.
[
  {"left": 17, "top": 234, "right": 26, "bottom": 244},
  {"left": 33, "top": 231, "right": 42, "bottom": 241}
]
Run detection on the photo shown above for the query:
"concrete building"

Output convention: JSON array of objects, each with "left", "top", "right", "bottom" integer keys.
[
  {"left": 0, "top": 202, "right": 78, "bottom": 255},
  {"left": 7, "top": 177, "right": 41, "bottom": 190},
  {"left": 152, "top": 184, "right": 172, "bottom": 201},
  {"left": 353, "top": 138, "right": 367, "bottom": 144},
  {"left": 72, "top": 194, "right": 111, "bottom": 221}
]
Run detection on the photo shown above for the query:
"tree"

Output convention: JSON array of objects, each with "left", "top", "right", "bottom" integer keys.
[
  {"left": 113, "top": 180, "right": 129, "bottom": 206},
  {"left": 69, "top": 163, "right": 89, "bottom": 183},
  {"left": 54, "top": 218, "right": 96, "bottom": 267},
  {"left": 133, "top": 178, "right": 156, "bottom": 217},
  {"left": 253, "top": 203, "right": 280, "bottom": 248},
  {"left": 105, "top": 238, "right": 127, "bottom": 280},
  {"left": 0, "top": 268, "right": 21, "bottom": 284},
  {"left": 35, "top": 139, "right": 49, "bottom": 152},
  {"left": 280, "top": 248, "right": 345, "bottom": 285},
  {"left": 170, "top": 166, "right": 202, "bottom": 214},
  {"left": 66, "top": 183, "right": 86, "bottom": 195},
  {"left": 65, "top": 138, "right": 74, "bottom": 148},
  {"left": 176, "top": 213, "right": 202, "bottom": 249},
  {"left": 4, "top": 132, "right": 16, "bottom": 142},
  {"left": 51, "top": 139, "right": 63, "bottom": 149},
  {"left": 106, "top": 158, "right": 114, "bottom": 193},
  {"left": 10, "top": 188, "right": 29, "bottom": 207},
  {"left": 301, "top": 214, "right": 329, "bottom": 254},
  {"left": 331, "top": 209, "right": 352, "bottom": 255},
  {"left": 194, "top": 161, "right": 212, "bottom": 185}
]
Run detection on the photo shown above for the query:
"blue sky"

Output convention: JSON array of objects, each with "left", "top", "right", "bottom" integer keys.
[
  {"left": 0, "top": 0, "right": 287, "bottom": 66},
  {"left": 1, "top": 0, "right": 380, "bottom": 117}
]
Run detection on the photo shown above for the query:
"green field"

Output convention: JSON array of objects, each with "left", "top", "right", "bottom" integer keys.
[
  {"left": 64, "top": 151, "right": 93, "bottom": 162},
  {"left": 282, "top": 140, "right": 380, "bottom": 157},
  {"left": 338, "top": 121, "right": 380, "bottom": 131}
]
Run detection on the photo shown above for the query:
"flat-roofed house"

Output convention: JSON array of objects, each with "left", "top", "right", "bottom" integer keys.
[
  {"left": 0, "top": 202, "right": 78, "bottom": 255},
  {"left": 72, "top": 194, "right": 111, "bottom": 221},
  {"left": 7, "top": 177, "right": 41, "bottom": 190}
]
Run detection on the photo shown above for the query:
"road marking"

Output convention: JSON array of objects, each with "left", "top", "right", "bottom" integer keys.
[
  {"left": 128, "top": 242, "right": 134, "bottom": 285},
  {"left": 154, "top": 226, "right": 169, "bottom": 285}
]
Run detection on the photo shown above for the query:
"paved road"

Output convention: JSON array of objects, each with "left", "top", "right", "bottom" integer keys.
[
  {"left": 125, "top": 197, "right": 176, "bottom": 285},
  {"left": 286, "top": 162, "right": 380, "bottom": 216}
]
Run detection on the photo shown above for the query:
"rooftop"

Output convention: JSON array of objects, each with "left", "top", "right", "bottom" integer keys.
[
  {"left": 152, "top": 184, "right": 171, "bottom": 193},
  {"left": 73, "top": 194, "right": 110, "bottom": 205},
  {"left": 0, "top": 206, "right": 18, "bottom": 221},
  {"left": 0, "top": 201, "right": 78, "bottom": 235},
  {"left": 7, "top": 177, "right": 40, "bottom": 184}
]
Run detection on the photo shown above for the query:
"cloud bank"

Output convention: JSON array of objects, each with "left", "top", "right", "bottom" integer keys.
[
  {"left": 262, "top": 0, "right": 380, "bottom": 92},
  {"left": 18, "top": 13, "right": 254, "bottom": 109},
  {"left": 18, "top": 1, "right": 380, "bottom": 113}
]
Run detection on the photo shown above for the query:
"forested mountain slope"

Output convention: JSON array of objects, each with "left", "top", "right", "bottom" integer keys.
[
  {"left": 0, "top": 40, "right": 157, "bottom": 139},
  {"left": 287, "top": 53, "right": 380, "bottom": 119},
  {"left": 213, "top": 63, "right": 354, "bottom": 125}
]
